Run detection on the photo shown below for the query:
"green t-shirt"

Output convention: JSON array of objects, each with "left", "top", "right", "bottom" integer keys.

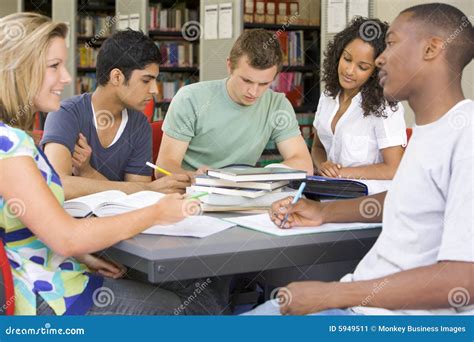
[{"left": 163, "top": 78, "right": 301, "bottom": 170}]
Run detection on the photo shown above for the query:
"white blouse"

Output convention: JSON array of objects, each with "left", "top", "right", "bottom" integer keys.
[{"left": 313, "top": 92, "right": 407, "bottom": 167}]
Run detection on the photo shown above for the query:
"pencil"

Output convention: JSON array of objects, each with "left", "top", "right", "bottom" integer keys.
[
  {"left": 146, "top": 161, "right": 172, "bottom": 176},
  {"left": 186, "top": 192, "right": 209, "bottom": 200}
]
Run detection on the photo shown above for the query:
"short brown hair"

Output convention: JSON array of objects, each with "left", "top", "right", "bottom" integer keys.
[{"left": 229, "top": 29, "right": 283, "bottom": 71}]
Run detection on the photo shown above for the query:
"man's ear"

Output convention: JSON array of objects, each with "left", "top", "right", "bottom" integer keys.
[
  {"left": 109, "top": 68, "right": 124, "bottom": 86},
  {"left": 423, "top": 36, "right": 445, "bottom": 61}
]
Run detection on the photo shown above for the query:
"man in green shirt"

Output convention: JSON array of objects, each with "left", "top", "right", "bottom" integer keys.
[{"left": 157, "top": 29, "right": 313, "bottom": 175}]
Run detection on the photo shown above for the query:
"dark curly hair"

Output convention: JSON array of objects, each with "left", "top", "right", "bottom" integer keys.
[{"left": 322, "top": 17, "right": 398, "bottom": 117}]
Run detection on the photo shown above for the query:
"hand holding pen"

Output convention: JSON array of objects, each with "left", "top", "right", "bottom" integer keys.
[{"left": 279, "top": 182, "right": 306, "bottom": 228}]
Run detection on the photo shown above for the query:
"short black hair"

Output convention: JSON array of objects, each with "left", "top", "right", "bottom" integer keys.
[
  {"left": 96, "top": 29, "right": 162, "bottom": 86},
  {"left": 401, "top": 3, "right": 473, "bottom": 71}
]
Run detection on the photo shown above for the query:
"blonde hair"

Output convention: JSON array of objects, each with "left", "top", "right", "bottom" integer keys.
[{"left": 0, "top": 12, "right": 67, "bottom": 131}]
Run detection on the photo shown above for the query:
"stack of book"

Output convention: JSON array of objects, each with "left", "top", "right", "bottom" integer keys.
[
  {"left": 155, "top": 42, "right": 196, "bottom": 68},
  {"left": 76, "top": 73, "right": 97, "bottom": 94},
  {"left": 275, "top": 30, "right": 305, "bottom": 66},
  {"left": 77, "top": 46, "right": 99, "bottom": 68},
  {"left": 187, "top": 167, "right": 307, "bottom": 211},
  {"left": 243, "top": 0, "right": 320, "bottom": 26},
  {"left": 77, "top": 15, "right": 114, "bottom": 38},
  {"left": 271, "top": 72, "right": 303, "bottom": 107},
  {"left": 149, "top": 3, "right": 199, "bottom": 31},
  {"left": 156, "top": 73, "right": 198, "bottom": 102}
]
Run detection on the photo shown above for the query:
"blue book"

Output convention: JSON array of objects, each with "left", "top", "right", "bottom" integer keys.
[{"left": 289, "top": 176, "right": 368, "bottom": 199}]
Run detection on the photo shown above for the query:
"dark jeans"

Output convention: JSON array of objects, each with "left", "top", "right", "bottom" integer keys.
[{"left": 37, "top": 277, "right": 226, "bottom": 315}]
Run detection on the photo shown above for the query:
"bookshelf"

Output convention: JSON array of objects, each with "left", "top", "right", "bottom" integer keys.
[
  {"left": 49, "top": 0, "right": 202, "bottom": 122},
  {"left": 148, "top": 0, "right": 200, "bottom": 121},
  {"left": 75, "top": 0, "right": 116, "bottom": 94}
]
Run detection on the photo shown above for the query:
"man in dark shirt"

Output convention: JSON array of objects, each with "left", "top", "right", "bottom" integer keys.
[{"left": 42, "top": 30, "right": 190, "bottom": 200}]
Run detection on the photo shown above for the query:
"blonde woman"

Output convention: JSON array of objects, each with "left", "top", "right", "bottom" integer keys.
[{"left": 0, "top": 13, "right": 217, "bottom": 315}]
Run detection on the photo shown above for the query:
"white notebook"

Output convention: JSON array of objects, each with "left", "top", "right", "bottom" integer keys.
[
  {"left": 142, "top": 216, "right": 236, "bottom": 238},
  {"left": 64, "top": 190, "right": 165, "bottom": 218},
  {"left": 224, "top": 214, "right": 381, "bottom": 236}
]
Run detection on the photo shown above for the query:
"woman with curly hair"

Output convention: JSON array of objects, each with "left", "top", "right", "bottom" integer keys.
[{"left": 311, "top": 17, "right": 407, "bottom": 180}]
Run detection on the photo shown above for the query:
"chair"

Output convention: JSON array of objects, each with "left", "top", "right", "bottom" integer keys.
[
  {"left": 32, "top": 129, "right": 44, "bottom": 146},
  {"left": 0, "top": 240, "right": 15, "bottom": 315},
  {"left": 143, "top": 99, "right": 155, "bottom": 123},
  {"left": 151, "top": 121, "right": 164, "bottom": 165},
  {"left": 406, "top": 128, "right": 413, "bottom": 143}
]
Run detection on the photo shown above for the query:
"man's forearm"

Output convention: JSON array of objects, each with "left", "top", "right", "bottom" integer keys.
[
  {"left": 329, "top": 261, "right": 473, "bottom": 311},
  {"left": 79, "top": 167, "right": 109, "bottom": 181},
  {"left": 282, "top": 156, "right": 314, "bottom": 175},
  {"left": 321, "top": 191, "right": 386, "bottom": 224},
  {"left": 155, "top": 160, "right": 193, "bottom": 178},
  {"left": 62, "top": 175, "right": 146, "bottom": 200}
]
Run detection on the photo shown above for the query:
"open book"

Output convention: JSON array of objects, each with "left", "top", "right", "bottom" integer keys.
[
  {"left": 64, "top": 190, "right": 165, "bottom": 218},
  {"left": 64, "top": 190, "right": 236, "bottom": 238}
]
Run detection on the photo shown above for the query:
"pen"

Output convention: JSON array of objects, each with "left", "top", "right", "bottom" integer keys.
[
  {"left": 146, "top": 161, "right": 172, "bottom": 176},
  {"left": 186, "top": 192, "right": 209, "bottom": 200},
  {"left": 280, "top": 182, "right": 306, "bottom": 228}
]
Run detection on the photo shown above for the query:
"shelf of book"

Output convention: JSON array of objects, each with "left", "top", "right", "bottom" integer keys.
[
  {"left": 149, "top": 30, "right": 190, "bottom": 39},
  {"left": 243, "top": 23, "right": 320, "bottom": 31},
  {"left": 160, "top": 66, "right": 199, "bottom": 73},
  {"left": 148, "top": 0, "right": 200, "bottom": 121}
]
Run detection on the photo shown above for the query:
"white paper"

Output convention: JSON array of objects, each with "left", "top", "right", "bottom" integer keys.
[
  {"left": 129, "top": 13, "right": 140, "bottom": 31},
  {"left": 225, "top": 214, "right": 381, "bottom": 236},
  {"left": 327, "top": 0, "right": 347, "bottom": 33},
  {"left": 118, "top": 14, "right": 130, "bottom": 30},
  {"left": 348, "top": 0, "right": 369, "bottom": 20},
  {"left": 218, "top": 3, "right": 233, "bottom": 39},
  {"left": 204, "top": 4, "right": 218, "bottom": 40},
  {"left": 142, "top": 216, "right": 236, "bottom": 238}
]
